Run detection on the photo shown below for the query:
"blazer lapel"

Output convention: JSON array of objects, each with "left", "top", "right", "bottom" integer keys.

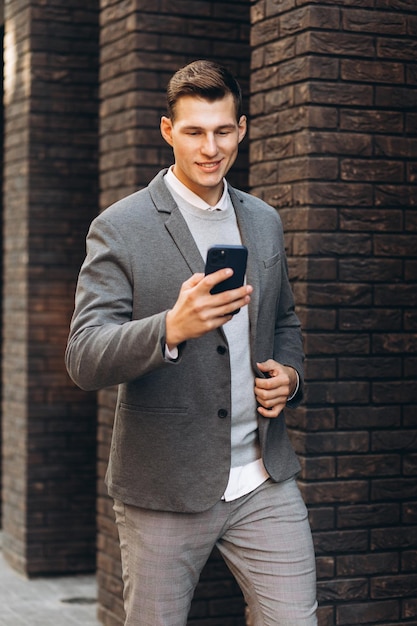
[
  {"left": 164, "top": 209, "right": 205, "bottom": 274},
  {"left": 229, "top": 187, "right": 261, "bottom": 355},
  {"left": 148, "top": 170, "right": 205, "bottom": 275}
]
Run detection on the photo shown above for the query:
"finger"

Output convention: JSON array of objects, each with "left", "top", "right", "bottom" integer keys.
[
  {"left": 255, "top": 384, "right": 287, "bottom": 403},
  {"left": 257, "top": 360, "right": 280, "bottom": 378},
  {"left": 254, "top": 377, "right": 274, "bottom": 391},
  {"left": 256, "top": 390, "right": 287, "bottom": 407},
  {"left": 257, "top": 359, "right": 276, "bottom": 370},
  {"left": 212, "top": 292, "right": 252, "bottom": 318},
  {"left": 204, "top": 267, "right": 234, "bottom": 290},
  {"left": 183, "top": 273, "right": 205, "bottom": 289},
  {"left": 255, "top": 374, "right": 286, "bottom": 393},
  {"left": 255, "top": 373, "right": 290, "bottom": 403},
  {"left": 201, "top": 280, "right": 251, "bottom": 312},
  {"left": 257, "top": 404, "right": 285, "bottom": 419}
]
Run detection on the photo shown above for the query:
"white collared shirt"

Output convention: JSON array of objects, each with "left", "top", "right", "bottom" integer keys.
[{"left": 165, "top": 166, "right": 229, "bottom": 212}]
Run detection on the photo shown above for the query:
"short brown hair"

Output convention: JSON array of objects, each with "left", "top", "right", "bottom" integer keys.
[{"left": 166, "top": 60, "right": 243, "bottom": 121}]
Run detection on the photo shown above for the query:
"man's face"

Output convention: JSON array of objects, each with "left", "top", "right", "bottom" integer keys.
[{"left": 160, "top": 94, "right": 247, "bottom": 205}]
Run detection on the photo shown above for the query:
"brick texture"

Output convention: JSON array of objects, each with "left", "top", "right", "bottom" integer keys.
[
  {"left": 2, "top": 0, "right": 99, "bottom": 575},
  {"left": 251, "top": 1, "right": 417, "bottom": 624},
  {"left": 2, "top": 1, "right": 416, "bottom": 625}
]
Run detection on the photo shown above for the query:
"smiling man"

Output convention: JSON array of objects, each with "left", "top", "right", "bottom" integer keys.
[
  {"left": 66, "top": 60, "right": 317, "bottom": 626},
  {"left": 160, "top": 93, "right": 246, "bottom": 205}
]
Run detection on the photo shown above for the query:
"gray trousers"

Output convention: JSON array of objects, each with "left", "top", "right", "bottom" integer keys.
[{"left": 113, "top": 477, "right": 317, "bottom": 626}]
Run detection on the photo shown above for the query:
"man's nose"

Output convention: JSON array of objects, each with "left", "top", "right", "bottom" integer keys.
[{"left": 201, "top": 133, "right": 218, "bottom": 156}]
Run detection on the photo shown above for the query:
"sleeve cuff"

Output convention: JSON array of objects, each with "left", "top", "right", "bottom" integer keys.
[
  {"left": 164, "top": 344, "right": 179, "bottom": 361},
  {"left": 287, "top": 370, "right": 300, "bottom": 402}
]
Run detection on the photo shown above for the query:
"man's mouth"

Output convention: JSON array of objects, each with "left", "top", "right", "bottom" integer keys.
[{"left": 197, "top": 161, "right": 221, "bottom": 170}]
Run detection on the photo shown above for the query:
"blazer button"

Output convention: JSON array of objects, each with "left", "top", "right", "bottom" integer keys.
[
  {"left": 218, "top": 409, "right": 228, "bottom": 419},
  {"left": 217, "top": 345, "right": 227, "bottom": 355}
]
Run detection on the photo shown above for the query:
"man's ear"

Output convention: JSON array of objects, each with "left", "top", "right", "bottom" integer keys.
[
  {"left": 160, "top": 116, "right": 174, "bottom": 146},
  {"left": 238, "top": 115, "right": 247, "bottom": 144}
]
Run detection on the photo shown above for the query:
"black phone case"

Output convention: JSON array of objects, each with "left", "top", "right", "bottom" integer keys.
[{"left": 205, "top": 245, "right": 248, "bottom": 295}]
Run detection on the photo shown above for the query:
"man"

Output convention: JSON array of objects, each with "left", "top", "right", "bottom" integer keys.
[{"left": 66, "top": 60, "right": 317, "bottom": 626}]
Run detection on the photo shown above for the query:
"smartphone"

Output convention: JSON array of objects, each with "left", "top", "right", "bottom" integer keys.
[{"left": 205, "top": 244, "right": 248, "bottom": 314}]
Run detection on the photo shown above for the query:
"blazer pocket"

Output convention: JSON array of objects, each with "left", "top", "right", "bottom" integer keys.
[
  {"left": 119, "top": 402, "right": 188, "bottom": 416},
  {"left": 263, "top": 252, "right": 281, "bottom": 269}
]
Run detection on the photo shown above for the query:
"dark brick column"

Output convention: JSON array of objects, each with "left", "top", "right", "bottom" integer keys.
[
  {"left": 2, "top": 0, "right": 99, "bottom": 575},
  {"left": 97, "top": 2, "right": 250, "bottom": 625},
  {"left": 251, "top": 1, "right": 417, "bottom": 625}
]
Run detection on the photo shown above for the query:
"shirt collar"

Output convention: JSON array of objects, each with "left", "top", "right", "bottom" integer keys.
[{"left": 165, "top": 166, "right": 228, "bottom": 212}]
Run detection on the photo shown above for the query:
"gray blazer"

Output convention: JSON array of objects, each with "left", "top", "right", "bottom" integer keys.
[{"left": 66, "top": 170, "right": 304, "bottom": 513}]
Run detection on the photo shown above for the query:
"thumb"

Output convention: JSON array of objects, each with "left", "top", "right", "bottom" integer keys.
[{"left": 257, "top": 359, "right": 278, "bottom": 376}]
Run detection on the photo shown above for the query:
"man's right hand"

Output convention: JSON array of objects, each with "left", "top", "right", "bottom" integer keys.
[{"left": 165, "top": 270, "right": 252, "bottom": 350}]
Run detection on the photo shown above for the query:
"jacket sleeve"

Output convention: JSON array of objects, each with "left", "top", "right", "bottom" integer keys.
[
  {"left": 65, "top": 215, "right": 181, "bottom": 391},
  {"left": 273, "top": 223, "right": 304, "bottom": 407}
]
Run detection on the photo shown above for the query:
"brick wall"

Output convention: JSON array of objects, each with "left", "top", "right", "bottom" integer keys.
[
  {"left": 2, "top": 0, "right": 99, "bottom": 575},
  {"left": 2, "top": 0, "right": 416, "bottom": 624},
  {"left": 250, "top": 1, "right": 417, "bottom": 624},
  {"left": 97, "top": 1, "right": 250, "bottom": 624}
]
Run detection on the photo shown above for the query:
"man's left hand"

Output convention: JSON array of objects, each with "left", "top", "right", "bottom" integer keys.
[{"left": 255, "top": 360, "right": 298, "bottom": 418}]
